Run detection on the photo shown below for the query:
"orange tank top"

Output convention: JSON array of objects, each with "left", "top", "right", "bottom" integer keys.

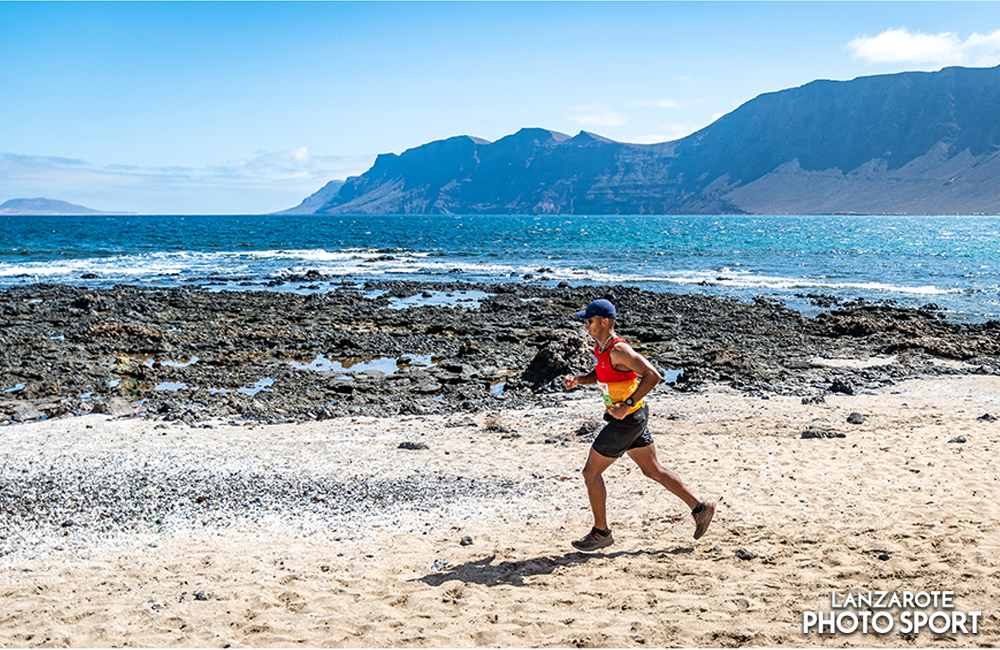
[{"left": 594, "top": 337, "right": 642, "bottom": 415}]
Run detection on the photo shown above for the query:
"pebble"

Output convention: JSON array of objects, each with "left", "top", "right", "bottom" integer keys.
[
  {"left": 575, "top": 421, "right": 603, "bottom": 439},
  {"left": 829, "top": 379, "right": 855, "bottom": 395},
  {"left": 801, "top": 428, "right": 846, "bottom": 439}
]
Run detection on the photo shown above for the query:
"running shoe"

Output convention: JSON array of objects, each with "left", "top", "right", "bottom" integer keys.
[
  {"left": 692, "top": 501, "right": 716, "bottom": 540},
  {"left": 572, "top": 527, "right": 614, "bottom": 552}
]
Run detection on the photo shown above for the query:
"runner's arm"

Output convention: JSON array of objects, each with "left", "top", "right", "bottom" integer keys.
[
  {"left": 610, "top": 343, "right": 662, "bottom": 404},
  {"left": 564, "top": 369, "right": 597, "bottom": 390}
]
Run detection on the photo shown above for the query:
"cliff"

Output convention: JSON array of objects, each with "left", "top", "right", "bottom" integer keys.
[{"left": 300, "top": 65, "right": 1000, "bottom": 215}]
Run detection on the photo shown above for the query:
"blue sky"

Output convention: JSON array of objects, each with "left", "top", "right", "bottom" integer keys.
[{"left": 3, "top": 1, "right": 1000, "bottom": 214}]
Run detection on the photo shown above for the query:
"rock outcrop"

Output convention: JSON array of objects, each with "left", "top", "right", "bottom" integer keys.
[{"left": 3, "top": 282, "right": 999, "bottom": 425}]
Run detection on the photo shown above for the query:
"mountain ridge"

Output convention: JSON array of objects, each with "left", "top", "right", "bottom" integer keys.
[{"left": 296, "top": 64, "right": 1000, "bottom": 216}]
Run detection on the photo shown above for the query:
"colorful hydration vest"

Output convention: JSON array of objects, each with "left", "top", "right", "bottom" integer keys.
[{"left": 594, "top": 337, "right": 643, "bottom": 415}]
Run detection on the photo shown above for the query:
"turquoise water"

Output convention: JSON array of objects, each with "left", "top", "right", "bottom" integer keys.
[{"left": 3, "top": 214, "right": 999, "bottom": 321}]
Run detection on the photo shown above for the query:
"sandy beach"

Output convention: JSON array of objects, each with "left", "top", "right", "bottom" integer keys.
[{"left": 3, "top": 373, "right": 999, "bottom": 648}]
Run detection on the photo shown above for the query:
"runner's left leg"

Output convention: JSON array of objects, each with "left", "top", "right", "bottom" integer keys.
[{"left": 626, "top": 443, "right": 701, "bottom": 510}]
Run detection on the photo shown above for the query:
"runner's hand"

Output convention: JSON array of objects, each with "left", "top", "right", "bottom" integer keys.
[
  {"left": 563, "top": 375, "right": 579, "bottom": 390},
  {"left": 608, "top": 401, "right": 630, "bottom": 420}
]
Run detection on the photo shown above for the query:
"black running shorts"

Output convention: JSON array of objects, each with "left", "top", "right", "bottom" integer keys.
[{"left": 592, "top": 405, "right": 654, "bottom": 458}]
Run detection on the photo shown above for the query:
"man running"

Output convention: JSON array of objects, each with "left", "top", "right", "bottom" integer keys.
[{"left": 563, "top": 299, "right": 715, "bottom": 551}]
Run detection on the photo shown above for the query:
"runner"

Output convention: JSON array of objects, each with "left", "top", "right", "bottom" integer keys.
[{"left": 563, "top": 299, "right": 716, "bottom": 551}]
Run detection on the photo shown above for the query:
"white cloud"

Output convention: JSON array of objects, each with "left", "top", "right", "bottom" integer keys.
[
  {"left": 0, "top": 149, "right": 374, "bottom": 214},
  {"left": 565, "top": 105, "right": 628, "bottom": 127},
  {"left": 847, "top": 27, "right": 1000, "bottom": 67},
  {"left": 848, "top": 27, "right": 960, "bottom": 63},
  {"left": 965, "top": 29, "right": 1000, "bottom": 65}
]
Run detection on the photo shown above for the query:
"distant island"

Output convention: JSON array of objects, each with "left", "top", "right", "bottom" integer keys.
[
  {"left": 289, "top": 64, "right": 1000, "bottom": 216},
  {"left": 0, "top": 198, "right": 131, "bottom": 215}
]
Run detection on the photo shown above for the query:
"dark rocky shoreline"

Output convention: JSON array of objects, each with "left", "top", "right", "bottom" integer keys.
[{"left": 3, "top": 281, "right": 999, "bottom": 425}]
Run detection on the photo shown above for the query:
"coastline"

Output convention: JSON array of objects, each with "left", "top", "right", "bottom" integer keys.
[
  {"left": 3, "top": 280, "right": 999, "bottom": 426},
  {"left": 2, "top": 281, "right": 1000, "bottom": 647}
]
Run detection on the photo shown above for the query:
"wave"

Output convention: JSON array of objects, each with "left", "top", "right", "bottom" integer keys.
[
  {"left": 0, "top": 251, "right": 247, "bottom": 279},
  {"left": 513, "top": 265, "right": 954, "bottom": 297},
  {"left": 0, "top": 248, "right": 956, "bottom": 298},
  {"left": 249, "top": 248, "right": 429, "bottom": 262}
]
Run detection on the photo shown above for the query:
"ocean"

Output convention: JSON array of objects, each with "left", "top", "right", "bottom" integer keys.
[{"left": 3, "top": 214, "right": 999, "bottom": 322}]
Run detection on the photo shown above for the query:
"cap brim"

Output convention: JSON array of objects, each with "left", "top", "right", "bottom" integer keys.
[{"left": 575, "top": 309, "right": 588, "bottom": 319}]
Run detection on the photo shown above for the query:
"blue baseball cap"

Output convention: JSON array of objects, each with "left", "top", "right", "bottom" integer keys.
[{"left": 576, "top": 299, "right": 617, "bottom": 320}]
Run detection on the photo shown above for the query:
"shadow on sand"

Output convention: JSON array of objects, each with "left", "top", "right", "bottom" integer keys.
[{"left": 414, "top": 546, "right": 695, "bottom": 588}]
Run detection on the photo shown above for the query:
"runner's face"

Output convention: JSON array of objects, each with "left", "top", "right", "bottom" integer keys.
[{"left": 583, "top": 316, "right": 611, "bottom": 340}]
